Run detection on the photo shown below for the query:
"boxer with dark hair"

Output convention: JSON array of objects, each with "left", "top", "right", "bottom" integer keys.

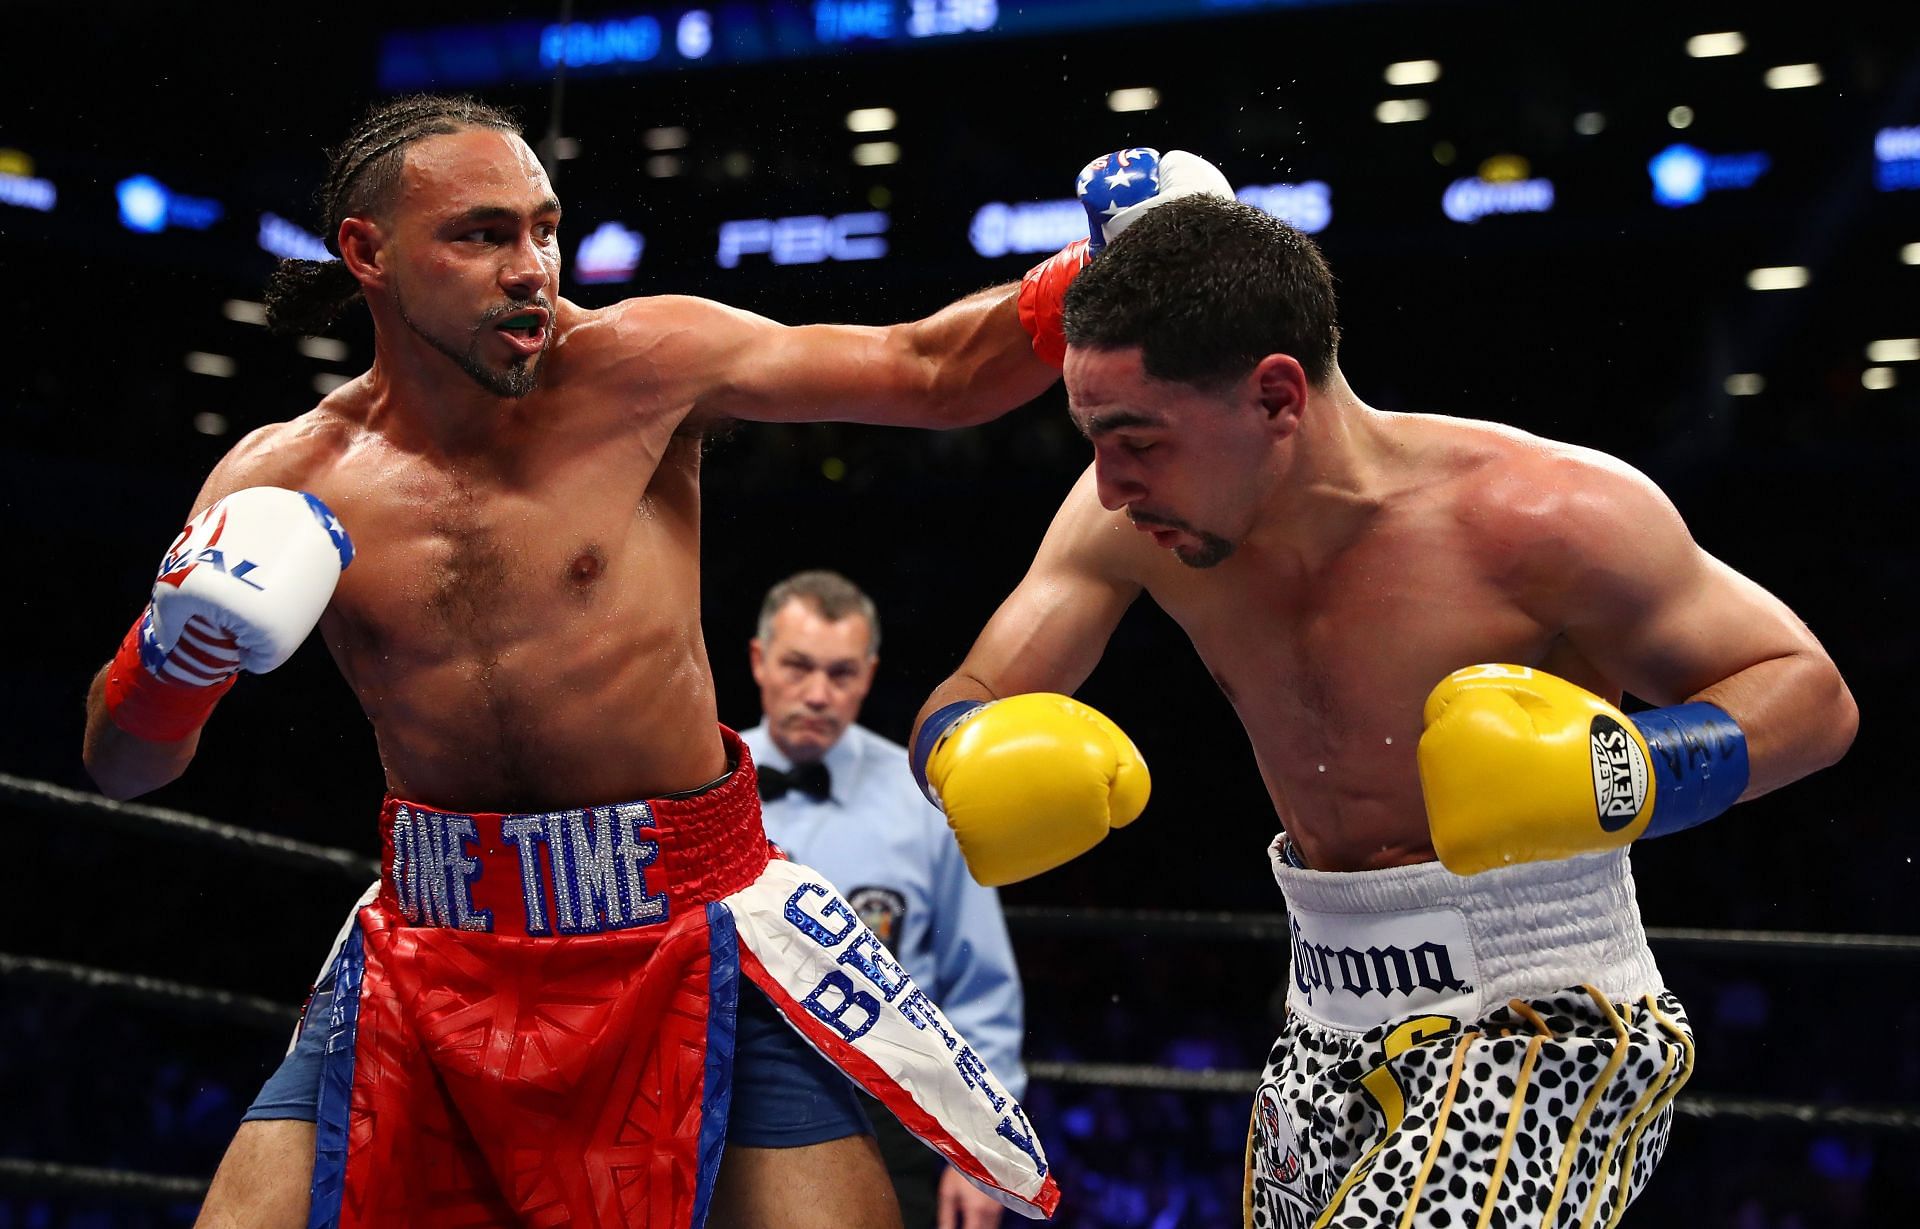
[
  {"left": 911, "top": 191, "right": 1856, "bottom": 1227},
  {"left": 83, "top": 98, "right": 1229, "bottom": 1229}
]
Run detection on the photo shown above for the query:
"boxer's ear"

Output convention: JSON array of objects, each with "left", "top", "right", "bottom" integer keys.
[
  {"left": 338, "top": 217, "right": 387, "bottom": 289},
  {"left": 1252, "top": 354, "right": 1307, "bottom": 438}
]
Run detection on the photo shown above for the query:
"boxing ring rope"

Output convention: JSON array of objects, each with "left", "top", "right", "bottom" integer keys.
[{"left": 6, "top": 772, "right": 1919, "bottom": 1207}]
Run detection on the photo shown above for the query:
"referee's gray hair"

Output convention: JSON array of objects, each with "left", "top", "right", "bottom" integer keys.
[{"left": 757, "top": 570, "right": 880, "bottom": 657}]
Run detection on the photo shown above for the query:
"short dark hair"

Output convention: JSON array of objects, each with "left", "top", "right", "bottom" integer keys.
[
  {"left": 757, "top": 571, "right": 880, "bottom": 657},
  {"left": 263, "top": 95, "right": 521, "bottom": 336},
  {"left": 1062, "top": 195, "right": 1341, "bottom": 388}
]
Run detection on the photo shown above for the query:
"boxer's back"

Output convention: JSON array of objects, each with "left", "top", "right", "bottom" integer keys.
[
  {"left": 226, "top": 302, "right": 726, "bottom": 811},
  {"left": 1142, "top": 414, "right": 1618, "bottom": 871}
]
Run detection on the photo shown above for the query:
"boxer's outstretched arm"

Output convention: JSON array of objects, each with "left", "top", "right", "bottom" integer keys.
[
  {"left": 1525, "top": 449, "right": 1857, "bottom": 798},
  {"left": 676, "top": 285, "right": 1058, "bottom": 431}
]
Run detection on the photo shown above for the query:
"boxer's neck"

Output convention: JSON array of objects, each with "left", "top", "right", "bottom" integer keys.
[
  {"left": 1242, "top": 365, "right": 1393, "bottom": 564},
  {"left": 361, "top": 313, "right": 536, "bottom": 455}
]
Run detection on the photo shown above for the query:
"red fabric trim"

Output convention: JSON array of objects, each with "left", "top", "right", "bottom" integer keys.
[{"left": 102, "top": 613, "right": 234, "bottom": 742}]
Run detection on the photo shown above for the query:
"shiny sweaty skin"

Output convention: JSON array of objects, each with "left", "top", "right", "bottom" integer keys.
[
  {"left": 918, "top": 347, "right": 1855, "bottom": 873},
  {"left": 85, "top": 128, "right": 1054, "bottom": 811},
  {"left": 81, "top": 127, "right": 1057, "bottom": 1229}
]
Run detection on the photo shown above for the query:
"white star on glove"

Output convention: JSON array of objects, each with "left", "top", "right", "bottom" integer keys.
[{"left": 1104, "top": 168, "right": 1140, "bottom": 190}]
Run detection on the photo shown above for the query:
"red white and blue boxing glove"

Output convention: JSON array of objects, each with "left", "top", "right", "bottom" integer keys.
[
  {"left": 104, "top": 487, "right": 354, "bottom": 742},
  {"left": 1017, "top": 147, "right": 1236, "bottom": 366}
]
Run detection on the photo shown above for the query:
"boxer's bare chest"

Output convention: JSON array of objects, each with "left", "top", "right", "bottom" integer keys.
[
  {"left": 1151, "top": 495, "right": 1597, "bottom": 866},
  {"left": 321, "top": 422, "right": 696, "bottom": 662}
]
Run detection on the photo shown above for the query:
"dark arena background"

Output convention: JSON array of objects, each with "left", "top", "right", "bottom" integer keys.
[{"left": 4, "top": 0, "right": 1918, "bottom": 1223}]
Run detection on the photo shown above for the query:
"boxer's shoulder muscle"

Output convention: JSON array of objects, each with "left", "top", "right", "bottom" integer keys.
[
  {"left": 191, "top": 403, "right": 358, "bottom": 516},
  {"left": 1421, "top": 417, "right": 1694, "bottom": 624},
  {"left": 546, "top": 295, "right": 725, "bottom": 430}
]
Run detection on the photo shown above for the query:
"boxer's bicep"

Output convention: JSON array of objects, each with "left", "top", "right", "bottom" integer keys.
[
  {"left": 947, "top": 472, "right": 1142, "bottom": 701},
  {"left": 1551, "top": 462, "right": 1842, "bottom": 723}
]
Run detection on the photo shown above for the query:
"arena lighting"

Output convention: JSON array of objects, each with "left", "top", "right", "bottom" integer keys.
[
  {"left": 1235, "top": 182, "right": 1332, "bottom": 235},
  {"left": 716, "top": 212, "right": 889, "bottom": 268},
  {"left": 119, "top": 175, "right": 223, "bottom": 233},
  {"left": 117, "top": 176, "right": 169, "bottom": 233},
  {"left": 1442, "top": 176, "right": 1554, "bottom": 224},
  {"left": 1383, "top": 59, "right": 1440, "bottom": 86},
  {"left": 185, "top": 352, "right": 236, "bottom": 378},
  {"left": 298, "top": 337, "right": 350, "bottom": 363},
  {"left": 1667, "top": 106, "right": 1695, "bottom": 129},
  {"left": 676, "top": 10, "right": 713, "bottom": 58},
  {"left": 0, "top": 170, "right": 56, "bottom": 212},
  {"left": 1876, "top": 127, "right": 1920, "bottom": 191},
  {"left": 259, "top": 213, "right": 332, "bottom": 261},
  {"left": 1903, "top": 242, "right": 1920, "bottom": 264},
  {"left": 1866, "top": 339, "right": 1920, "bottom": 363},
  {"left": 968, "top": 199, "right": 1086, "bottom": 257},
  {"left": 575, "top": 221, "right": 645, "bottom": 284},
  {"left": 1746, "top": 266, "right": 1809, "bottom": 290},
  {"left": 647, "top": 155, "right": 683, "bottom": 178},
  {"left": 969, "top": 181, "right": 1334, "bottom": 257},
  {"left": 1649, "top": 145, "right": 1770, "bottom": 207},
  {"left": 852, "top": 141, "right": 901, "bottom": 166},
  {"left": 1107, "top": 87, "right": 1161, "bottom": 113},
  {"left": 1686, "top": 32, "right": 1745, "bottom": 57},
  {"left": 644, "top": 126, "right": 689, "bottom": 150},
  {"left": 192, "top": 412, "right": 228, "bottom": 437},
  {"left": 541, "top": 15, "right": 661, "bottom": 69},
  {"left": 1765, "top": 64, "right": 1822, "bottom": 90},
  {"left": 1376, "top": 99, "right": 1429, "bottom": 124},
  {"left": 313, "top": 373, "right": 350, "bottom": 395},
  {"left": 1573, "top": 112, "right": 1606, "bottom": 135},
  {"left": 222, "top": 300, "right": 268, "bottom": 326},
  {"left": 1724, "top": 374, "right": 1765, "bottom": 396},
  {"left": 846, "top": 107, "right": 897, "bottom": 132},
  {"left": 1862, "top": 367, "right": 1897, "bottom": 390},
  {"left": 0, "top": 148, "right": 30, "bottom": 174},
  {"left": 1478, "top": 155, "right": 1529, "bottom": 183}
]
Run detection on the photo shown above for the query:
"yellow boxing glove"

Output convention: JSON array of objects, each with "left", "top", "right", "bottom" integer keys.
[
  {"left": 1418, "top": 663, "right": 1749, "bottom": 876},
  {"left": 911, "top": 693, "right": 1150, "bottom": 886}
]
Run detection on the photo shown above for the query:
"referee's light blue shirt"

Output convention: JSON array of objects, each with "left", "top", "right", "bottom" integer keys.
[{"left": 742, "top": 721, "right": 1027, "bottom": 1098}]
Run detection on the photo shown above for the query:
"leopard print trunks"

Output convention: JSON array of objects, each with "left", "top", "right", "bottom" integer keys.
[{"left": 1246, "top": 842, "right": 1694, "bottom": 1229}]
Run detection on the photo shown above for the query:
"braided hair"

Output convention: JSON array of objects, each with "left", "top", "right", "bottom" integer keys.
[{"left": 264, "top": 95, "right": 520, "bottom": 336}]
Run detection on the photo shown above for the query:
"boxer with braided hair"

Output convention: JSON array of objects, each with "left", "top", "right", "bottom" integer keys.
[
  {"left": 265, "top": 96, "right": 519, "bottom": 338},
  {"left": 84, "top": 98, "right": 1235, "bottom": 1229}
]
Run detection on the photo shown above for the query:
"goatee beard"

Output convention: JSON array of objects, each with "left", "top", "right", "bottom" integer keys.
[{"left": 395, "top": 290, "right": 544, "bottom": 399}]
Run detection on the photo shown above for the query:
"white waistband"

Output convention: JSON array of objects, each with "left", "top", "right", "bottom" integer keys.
[{"left": 1269, "top": 839, "right": 1664, "bottom": 1033}]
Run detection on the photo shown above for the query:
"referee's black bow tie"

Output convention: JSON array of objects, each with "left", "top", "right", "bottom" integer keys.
[{"left": 758, "top": 761, "right": 832, "bottom": 802}]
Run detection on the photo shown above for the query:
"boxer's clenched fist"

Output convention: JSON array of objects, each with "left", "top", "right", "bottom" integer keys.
[
  {"left": 105, "top": 487, "right": 353, "bottom": 742},
  {"left": 1017, "top": 147, "right": 1235, "bottom": 366},
  {"left": 1419, "top": 663, "right": 1750, "bottom": 875},
  {"left": 913, "top": 693, "right": 1150, "bottom": 886}
]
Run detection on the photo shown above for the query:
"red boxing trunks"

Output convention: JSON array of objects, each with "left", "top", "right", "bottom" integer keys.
[{"left": 306, "top": 729, "right": 1056, "bottom": 1228}]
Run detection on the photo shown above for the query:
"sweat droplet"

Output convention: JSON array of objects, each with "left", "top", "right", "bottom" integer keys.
[
  {"left": 1317, "top": 764, "right": 1327, "bottom": 773},
  {"left": 1384, "top": 736, "right": 1394, "bottom": 745}
]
